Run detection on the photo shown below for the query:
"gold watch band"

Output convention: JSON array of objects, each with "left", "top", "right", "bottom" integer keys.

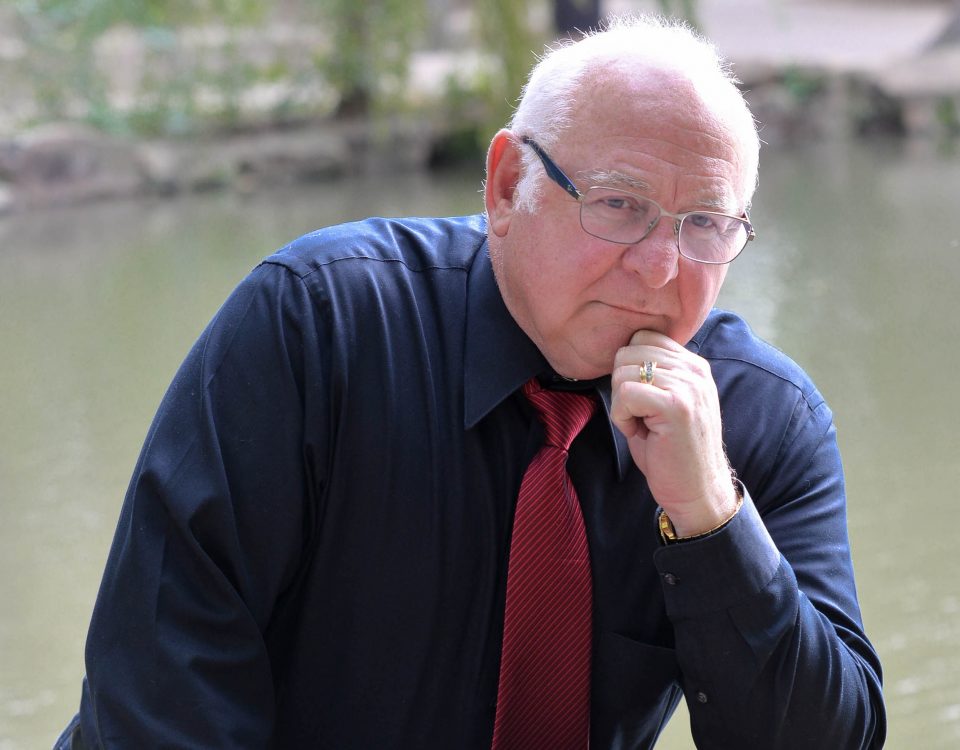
[{"left": 657, "top": 480, "right": 745, "bottom": 544}]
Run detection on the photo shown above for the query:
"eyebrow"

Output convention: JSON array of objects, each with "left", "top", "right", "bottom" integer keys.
[
  {"left": 577, "top": 169, "right": 738, "bottom": 214},
  {"left": 688, "top": 195, "right": 735, "bottom": 213},
  {"left": 577, "top": 169, "right": 652, "bottom": 193}
]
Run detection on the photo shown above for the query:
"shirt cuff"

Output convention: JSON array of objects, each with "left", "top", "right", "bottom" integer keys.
[{"left": 652, "top": 487, "right": 781, "bottom": 620}]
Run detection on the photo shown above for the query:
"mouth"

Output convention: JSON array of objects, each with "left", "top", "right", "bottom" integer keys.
[
  {"left": 606, "top": 302, "right": 653, "bottom": 316},
  {"left": 589, "top": 302, "right": 672, "bottom": 341},
  {"left": 600, "top": 301, "right": 667, "bottom": 324}
]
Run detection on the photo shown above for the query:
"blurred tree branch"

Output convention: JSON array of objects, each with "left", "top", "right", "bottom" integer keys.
[{"left": 656, "top": 0, "right": 701, "bottom": 31}]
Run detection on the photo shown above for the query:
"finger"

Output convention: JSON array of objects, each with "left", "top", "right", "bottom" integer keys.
[
  {"left": 613, "top": 363, "right": 673, "bottom": 391},
  {"left": 613, "top": 339, "right": 687, "bottom": 376},
  {"left": 612, "top": 353, "right": 687, "bottom": 393},
  {"left": 627, "top": 329, "right": 687, "bottom": 352},
  {"left": 609, "top": 378, "right": 674, "bottom": 436}
]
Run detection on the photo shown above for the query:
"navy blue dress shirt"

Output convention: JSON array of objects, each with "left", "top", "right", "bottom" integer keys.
[{"left": 63, "top": 214, "right": 885, "bottom": 748}]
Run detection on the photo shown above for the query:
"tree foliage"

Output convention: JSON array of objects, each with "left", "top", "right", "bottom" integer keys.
[
  {"left": 309, "top": 0, "right": 426, "bottom": 118},
  {"left": 11, "top": 0, "right": 267, "bottom": 133},
  {"left": 11, "top": 0, "right": 432, "bottom": 133},
  {"left": 472, "top": 0, "right": 548, "bottom": 142}
]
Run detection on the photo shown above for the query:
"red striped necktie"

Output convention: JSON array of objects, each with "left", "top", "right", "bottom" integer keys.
[{"left": 491, "top": 377, "right": 597, "bottom": 750}]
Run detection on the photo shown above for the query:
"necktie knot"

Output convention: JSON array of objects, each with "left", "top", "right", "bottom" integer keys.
[{"left": 522, "top": 378, "right": 596, "bottom": 451}]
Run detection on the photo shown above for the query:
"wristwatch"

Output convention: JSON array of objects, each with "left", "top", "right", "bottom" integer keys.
[{"left": 657, "top": 479, "right": 745, "bottom": 545}]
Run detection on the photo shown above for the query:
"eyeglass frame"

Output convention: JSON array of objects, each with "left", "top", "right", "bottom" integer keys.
[{"left": 519, "top": 135, "right": 756, "bottom": 265}]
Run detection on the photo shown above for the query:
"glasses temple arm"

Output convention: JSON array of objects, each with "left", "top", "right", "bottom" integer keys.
[{"left": 520, "top": 136, "right": 582, "bottom": 201}]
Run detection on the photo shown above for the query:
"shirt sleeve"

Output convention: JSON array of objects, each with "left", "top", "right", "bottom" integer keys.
[
  {"left": 653, "top": 402, "right": 886, "bottom": 748},
  {"left": 77, "top": 262, "right": 321, "bottom": 747}
]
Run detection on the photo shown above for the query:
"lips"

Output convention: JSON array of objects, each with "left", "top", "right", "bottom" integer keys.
[
  {"left": 593, "top": 302, "right": 671, "bottom": 336},
  {"left": 607, "top": 302, "right": 654, "bottom": 316},
  {"left": 600, "top": 301, "right": 667, "bottom": 321}
]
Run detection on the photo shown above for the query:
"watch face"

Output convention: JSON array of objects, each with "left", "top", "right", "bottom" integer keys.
[{"left": 658, "top": 509, "right": 677, "bottom": 543}]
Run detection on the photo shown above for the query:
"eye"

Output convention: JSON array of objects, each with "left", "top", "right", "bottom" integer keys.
[
  {"left": 601, "top": 196, "right": 630, "bottom": 210},
  {"left": 588, "top": 192, "right": 639, "bottom": 210},
  {"left": 687, "top": 212, "right": 718, "bottom": 230},
  {"left": 585, "top": 189, "right": 651, "bottom": 217}
]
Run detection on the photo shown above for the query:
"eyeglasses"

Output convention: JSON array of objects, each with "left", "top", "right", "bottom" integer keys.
[{"left": 521, "top": 136, "right": 755, "bottom": 265}]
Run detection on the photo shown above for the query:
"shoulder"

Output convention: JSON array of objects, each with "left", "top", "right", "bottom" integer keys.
[
  {"left": 691, "top": 308, "right": 824, "bottom": 411},
  {"left": 691, "top": 310, "right": 838, "bottom": 492},
  {"left": 258, "top": 214, "right": 488, "bottom": 281},
  {"left": 197, "top": 216, "right": 487, "bottom": 374}
]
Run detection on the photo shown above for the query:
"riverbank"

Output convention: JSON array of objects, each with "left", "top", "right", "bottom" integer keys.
[
  {"left": 1, "top": 0, "right": 958, "bottom": 216},
  {"left": 0, "top": 117, "right": 443, "bottom": 214}
]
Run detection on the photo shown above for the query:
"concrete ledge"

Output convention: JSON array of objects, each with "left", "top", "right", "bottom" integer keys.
[{"left": 0, "top": 117, "right": 436, "bottom": 214}]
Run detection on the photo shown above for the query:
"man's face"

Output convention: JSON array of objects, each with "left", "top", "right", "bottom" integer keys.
[{"left": 486, "top": 72, "right": 748, "bottom": 380}]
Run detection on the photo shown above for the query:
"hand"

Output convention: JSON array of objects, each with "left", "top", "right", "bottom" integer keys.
[{"left": 610, "top": 330, "right": 739, "bottom": 537}]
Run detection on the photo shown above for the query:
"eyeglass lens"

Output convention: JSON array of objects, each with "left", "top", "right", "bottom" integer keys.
[{"left": 580, "top": 187, "right": 749, "bottom": 263}]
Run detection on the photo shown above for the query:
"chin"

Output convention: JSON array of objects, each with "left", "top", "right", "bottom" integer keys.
[{"left": 551, "top": 346, "right": 619, "bottom": 381}]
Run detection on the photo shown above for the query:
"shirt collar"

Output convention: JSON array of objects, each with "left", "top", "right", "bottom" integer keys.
[
  {"left": 463, "top": 239, "right": 633, "bottom": 479},
  {"left": 463, "top": 240, "right": 548, "bottom": 429},
  {"left": 595, "top": 383, "right": 632, "bottom": 480}
]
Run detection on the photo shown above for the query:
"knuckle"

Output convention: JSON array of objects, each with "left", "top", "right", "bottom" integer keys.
[{"left": 611, "top": 360, "right": 638, "bottom": 388}]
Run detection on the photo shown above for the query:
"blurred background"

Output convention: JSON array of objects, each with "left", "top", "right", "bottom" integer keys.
[{"left": 1, "top": 0, "right": 959, "bottom": 747}]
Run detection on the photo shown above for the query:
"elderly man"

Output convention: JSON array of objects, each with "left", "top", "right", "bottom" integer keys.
[{"left": 58, "top": 15, "right": 885, "bottom": 750}]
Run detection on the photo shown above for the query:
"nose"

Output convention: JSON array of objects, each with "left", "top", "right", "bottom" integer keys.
[{"left": 620, "top": 217, "right": 680, "bottom": 288}]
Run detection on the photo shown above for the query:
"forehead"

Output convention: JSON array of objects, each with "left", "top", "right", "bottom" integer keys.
[{"left": 561, "top": 67, "right": 747, "bottom": 208}]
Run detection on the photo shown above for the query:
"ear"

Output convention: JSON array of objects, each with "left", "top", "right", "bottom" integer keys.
[{"left": 484, "top": 129, "right": 522, "bottom": 238}]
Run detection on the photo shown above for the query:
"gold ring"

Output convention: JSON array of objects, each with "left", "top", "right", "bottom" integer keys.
[{"left": 640, "top": 360, "right": 657, "bottom": 386}]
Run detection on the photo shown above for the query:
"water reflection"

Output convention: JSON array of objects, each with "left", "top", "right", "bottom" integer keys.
[{"left": 1, "top": 140, "right": 958, "bottom": 747}]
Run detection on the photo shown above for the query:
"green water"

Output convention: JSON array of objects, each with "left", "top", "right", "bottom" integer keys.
[{"left": 1, "top": 139, "right": 958, "bottom": 747}]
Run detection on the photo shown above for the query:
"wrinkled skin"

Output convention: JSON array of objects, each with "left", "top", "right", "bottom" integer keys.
[{"left": 485, "top": 67, "right": 746, "bottom": 534}]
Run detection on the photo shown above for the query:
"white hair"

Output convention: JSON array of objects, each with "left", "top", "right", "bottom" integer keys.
[{"left": 508, "top": 15, "right": 760, "bottom": 212}]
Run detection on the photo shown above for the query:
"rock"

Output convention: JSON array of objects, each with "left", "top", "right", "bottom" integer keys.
[
  {"left": 1, "top": 122, "right": 144, "bottom": 209},
  {"left": 0, "top": 117, "right": 442, "bottom": 212},
  {"left": 228, "top": 126, "right": 350, "bottom": 185},
  {"left": 340, "top": 117, "right": 435, "bottom": 174},
  {"left": 137, "top": 125, "right": 351, "bottom": 194},
  {"left": 136, "top": 139, "right": 239, "bottom": 194}
]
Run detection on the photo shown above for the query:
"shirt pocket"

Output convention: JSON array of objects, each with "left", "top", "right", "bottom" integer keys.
[{"left": 593, "top": 631, "right": 682, "bottom": 750}]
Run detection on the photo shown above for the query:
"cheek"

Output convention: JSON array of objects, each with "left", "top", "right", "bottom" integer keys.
[
  {"left": 673, "top": 264, "right": 727, "bottom": 339},
  {"left": 521, "top": 254, "right": 582, "bottom": 323},
  {"left": 495, "top": 223, "right": 579, "bottom": 333},
  {"left": 513, "top": 220, "right": 599, "bottom": 296}
]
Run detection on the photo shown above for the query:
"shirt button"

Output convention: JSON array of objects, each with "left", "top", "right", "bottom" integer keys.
[
  {"left": 663, "top": 572, "right": 679, "bottom": 586},
  {"left": 696, "top": 691, "right": 709, "bottom": 704}
]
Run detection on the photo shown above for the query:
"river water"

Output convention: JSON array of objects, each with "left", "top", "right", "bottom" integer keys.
[{"left": 1, "top": 137, "right": 958, "bottom": 748}]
